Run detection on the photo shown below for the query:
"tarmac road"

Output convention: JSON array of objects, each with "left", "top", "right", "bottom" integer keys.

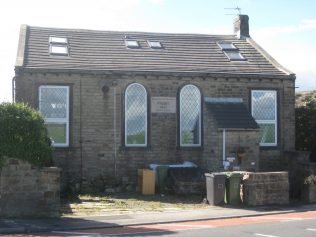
[{"left": 13, "top": 210, "right": 316, "bottom": 237}]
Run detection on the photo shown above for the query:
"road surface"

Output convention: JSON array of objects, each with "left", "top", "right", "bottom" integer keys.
[{"left": 9, "top": 210, "right": 316, "bottom": 237}]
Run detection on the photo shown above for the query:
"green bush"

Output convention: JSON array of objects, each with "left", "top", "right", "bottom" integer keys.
[
  {"left": 0, "top": 102, "right": 53, "bottom": 167},
  {"left": 304, "top": 175, "right": 316, "bottom": 185},
  {"left": 296, "top": 94, "right": 316, "bottom": 151}
]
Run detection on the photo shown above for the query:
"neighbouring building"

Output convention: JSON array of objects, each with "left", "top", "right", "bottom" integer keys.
[{"left": 14, "top": 15, "right": 296, "bottom": 190}]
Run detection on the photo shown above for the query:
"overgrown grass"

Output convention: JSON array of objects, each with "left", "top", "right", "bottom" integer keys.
[{"left": 61, "top": 192, "right": 209, "bottom": 216}]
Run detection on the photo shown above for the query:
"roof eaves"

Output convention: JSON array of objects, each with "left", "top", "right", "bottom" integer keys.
[
  {"left": 15, "top": 24, "right": 28, "bottom": 68},
  {"left": 19, "top": 67, "right": 293, "bottom": 80},
  {"left": 246, "top": 37, "right": 295, "bottom": 78}
]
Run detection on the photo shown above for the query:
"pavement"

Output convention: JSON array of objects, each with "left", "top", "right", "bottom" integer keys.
[{"left": 1, "top": 203, "right": 316, "bottom": 234}]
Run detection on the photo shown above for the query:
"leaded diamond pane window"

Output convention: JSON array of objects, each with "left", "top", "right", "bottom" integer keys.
[
  {"left": 252, "top": 91, "right": 276, "bottom": 120},
  {"left": 180, "top": 85, "right": 201, "bottom": 146},
  {"left": 251, "top": 90, "right": 277, "bottom": 146},
  {"left": 39, "top": 86, "right": 69, "bottom": 147},
  {"left": 40, "top": 87, "right": 68, "bottom": 118},
  {"left": 125, "top": 83, "right": 147, "bottom": 146}
]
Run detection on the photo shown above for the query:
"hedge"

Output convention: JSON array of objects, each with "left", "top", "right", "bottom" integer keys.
[{"left": 0, "top": 102, "right": 53, "bottom": 167}]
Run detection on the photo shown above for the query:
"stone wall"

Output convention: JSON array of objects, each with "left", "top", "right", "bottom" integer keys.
[
  {"left": 0, "top": 158, "right": 61, "bottom": 217},
  {"left": 284, "top": 151, "right": 316, "bottom": 199},
  {"left": 15, "top": 72, "right": 295, "bottom": 190},
  {"left": 223, "top": 130, "right": 260, "bottom": 171},
  {"left": 242, "top": 172, "right": 289, "bottom": 206}
]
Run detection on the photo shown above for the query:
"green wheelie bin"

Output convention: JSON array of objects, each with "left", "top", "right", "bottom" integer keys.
[{"left": 225, "top": 173, "right": 242, "bottom": 205}]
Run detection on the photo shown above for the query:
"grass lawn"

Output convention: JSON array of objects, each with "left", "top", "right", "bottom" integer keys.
[{"left": 61, "top": 192, "right": 211, "bottom": 216}]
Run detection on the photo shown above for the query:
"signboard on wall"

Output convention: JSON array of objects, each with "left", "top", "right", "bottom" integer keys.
[{"left": 151, "top": 97, "right": 176, "bottom": 113}]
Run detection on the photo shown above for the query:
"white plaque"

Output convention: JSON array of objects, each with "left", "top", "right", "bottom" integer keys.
[
  {"left": 151, "top": 97, "right": 176, "bottom": 113},
  {"left": 227, "top": 157, "right": 236, "bottom": 162}
]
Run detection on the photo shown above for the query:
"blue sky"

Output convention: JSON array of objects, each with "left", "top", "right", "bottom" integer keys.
[{"left": 1, "top": 0, "right": 315, "bottom": 102}]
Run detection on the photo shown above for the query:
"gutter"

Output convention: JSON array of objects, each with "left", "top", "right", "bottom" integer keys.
[{"left": 17, "top": 68, "right": 294, "bottom": 80}]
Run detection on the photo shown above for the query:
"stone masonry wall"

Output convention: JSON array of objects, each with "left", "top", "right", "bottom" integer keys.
[
  {"left": 0, "top": 158, "right": 61, "bottom": 217},
  {"left": 242, "top": 172, "right": 289, "bottom": 206},
  {"left": 224, "top": 130, "right": 260, "bottom": 171},
  {"left": 15, "top": 72, "right": 295, "bottom": 190}
]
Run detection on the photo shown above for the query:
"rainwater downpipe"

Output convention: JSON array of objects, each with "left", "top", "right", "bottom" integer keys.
[
  {"left": 79, "top": 77, "right": 83, "bottom": 190},
  {"left": 12, "top": 76, "right": 16, "bottom": 102},
  {"left": 223, "top": 129, "right": 227, "bottom": 170},
  {"left": 113, "top": 80, "right": 117, "bottom": 177}
]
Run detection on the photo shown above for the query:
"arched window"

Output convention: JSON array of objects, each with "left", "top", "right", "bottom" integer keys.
[
  {"left": 179, "top": 85, "right": 201, "bottom": 146},
  {"left": 125, "top": 83, "right": 147, "bottom": 146}
]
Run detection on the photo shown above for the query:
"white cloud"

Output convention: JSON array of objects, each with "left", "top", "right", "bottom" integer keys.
[
  {"left": 253, "top": 19, "right": 316, "bottom": 37},
  {"left": 252, "top": 20, "right": 316, "bottom": 91}
]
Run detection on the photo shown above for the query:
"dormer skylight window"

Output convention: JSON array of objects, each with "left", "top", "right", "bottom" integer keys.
[
  {"left": 49, "top": 36, "right": 68, "bottom": 56},
  {"left": 148, "top": 41, "right": 163, "bottom": 49},
  {"left": 217, "top": 42, "right": 237, "bottom": 50},
  {"left": 125, "top": 39, "right": 140, "bottom": 48}
]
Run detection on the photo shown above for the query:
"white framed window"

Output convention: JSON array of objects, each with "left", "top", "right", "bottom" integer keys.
[
  {"left": 179, "top": 85, "right": 201, "bottom": 147},
  {"left": 39, "top": 85, "right": 70, "bottom": 147},
  {"left": 125, "top": 39, "right": 140, "bottom": 48},
  {"left": 50, "top": 45, "right": 68, "bottom": 55},
  {"left": 148, "top": 41, "right": 163, "bottom": 49},
  {"left": 125, "top": 83, "right": 147, "bottom": 147},
  {"left": 251, "top": 90, "right": 277, "bottom": 146},
  {"left": 50, "top": 37, "right": 68, "bottom": 44},
  {"left": 217, "top": 42, "right": 237, "bottom": 50},
  {"left": 223, "top": 51, "right": 245, "bottom": 61},
  {"left": 49, "top": 36, "right": 69, "bottom": 55}
]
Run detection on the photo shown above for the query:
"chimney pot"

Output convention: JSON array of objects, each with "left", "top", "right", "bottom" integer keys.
[{"left": 234, "top": 15, "right": 250, "bottom": 39}]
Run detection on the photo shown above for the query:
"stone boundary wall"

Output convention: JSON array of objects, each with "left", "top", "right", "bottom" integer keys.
[
  {"left": 0, "top": 158, "right": 61, "bottom": 217},
  {"left": 284, "top": 151, "right": 316, "bottom": 200},
  {"left": 242, "top": 172, "right": 289, "bottom": 206}
]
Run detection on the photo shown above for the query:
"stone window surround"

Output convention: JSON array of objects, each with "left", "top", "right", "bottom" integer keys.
[
  {"left": 39, "top": 85, "right": 70, "bottom": 147},
  {"left": 123, "top": 83, "right": 148, "bottom": 147},
  {"left": 251, "top": 89, "right": 278, "bottom": 147},
  {"left": 178, "top": 84, "right": 203, "bottom": 148}
]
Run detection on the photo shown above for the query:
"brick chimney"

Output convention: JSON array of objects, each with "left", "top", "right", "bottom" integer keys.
[{"left": 234, "top": 15, "right": 250, "bottom": 38}]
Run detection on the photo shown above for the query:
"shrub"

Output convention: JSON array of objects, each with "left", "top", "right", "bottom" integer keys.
[
  {"left": 295, "top": 93, "right": 316, "bottom": 161},
  {"left": 0, "top": 102, "right": 53, "bottom": 167},
  {"left": 304, "top": 175, "right": 316, "bottom": 185}
]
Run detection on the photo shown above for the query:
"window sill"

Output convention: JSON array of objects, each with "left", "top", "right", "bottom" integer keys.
[
  {"left": 119, "top": 145, "right": 152, "bottom": 152},
  {"left": 53, "top": 146, "right": 73, "bottom": 152},
  {"left": 177, "top": 146, "right": 204, "bottom": 151},
  {"left": 259, "top": 146, "right": 279, "bottom": 151}
]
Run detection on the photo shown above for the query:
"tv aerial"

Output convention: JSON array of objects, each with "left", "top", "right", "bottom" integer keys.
[{"left": 224, "top": 6, "right": 242, "bottom": 15}]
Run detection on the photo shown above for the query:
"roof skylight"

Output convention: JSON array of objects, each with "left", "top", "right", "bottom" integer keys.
[
  {"left": 49, "top": 36, "right": 69, "bottom": 56},
  {"left": 50, "top": 45, "right": 69, "bottom": 55},
  {"left": 223, "top": 51, "right": 245, "bottom": 61},
  {"left": 148, "top": 41, "right": 163, "bottom": 49},
  {"left": 125, "top": 40, "right": 140, "bottom": 48},
  {"left": 50, "top": 36, "right": 68, "bottom": 44},
  {"left": 218, "top": 42, "right": 237, "bottom": 50},
  {"left": 218, "top": 41, "right": 245, "bottom": 61}
]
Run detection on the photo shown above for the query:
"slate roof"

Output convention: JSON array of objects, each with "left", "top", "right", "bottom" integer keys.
[
  {"left": 16, "top": 25, "right": 294, "bottom": 77},
  {"left": 205, "top": 98, "right": 259, "bottom": 129}
]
